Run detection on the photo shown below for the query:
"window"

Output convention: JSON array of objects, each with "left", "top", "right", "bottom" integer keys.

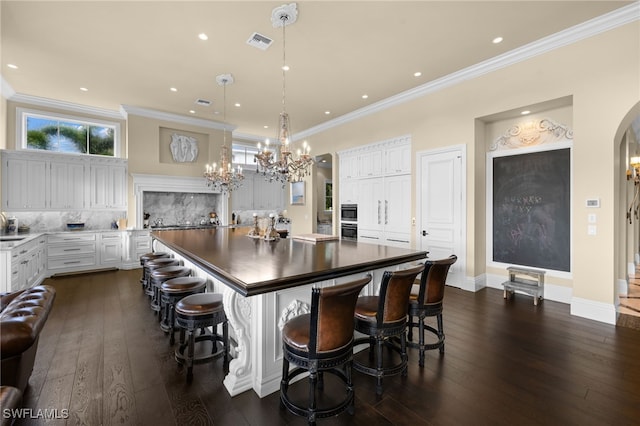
[
  {"left": 18, "top": 108, "right": 120, "bottom": 157},
  {"left": 232, "top": 143, "right": 259, "bottom": 170},
  {"left": 324, "top": 180, "right": 333, "bottom": 211}
]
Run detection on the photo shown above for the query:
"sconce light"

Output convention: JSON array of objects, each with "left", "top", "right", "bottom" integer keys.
[{"left": 627, "top": 156, "right": 640, "bottom": 223}]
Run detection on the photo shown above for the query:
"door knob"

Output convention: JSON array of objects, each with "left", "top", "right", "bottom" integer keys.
[{"left": 422, "top": 230, "right": 428, "bottom": 236}]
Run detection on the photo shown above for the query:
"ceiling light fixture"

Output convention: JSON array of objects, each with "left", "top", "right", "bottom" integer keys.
[
  {"left": 255, "top": 2, "right": 313, "bottom": 185},
  {"left": 493, "top": 36, "right": 504, "bottom": 44},
  {"left": 414, "top": 72, "right": 422, "bottom": 77},
  {"left": 80, "top": 87, "right": 88, "bottom": 92},
  {"left": 198, "top": 33, "right": 208, "bottom": 41},
  {"left": 7, "top": 64, "right": 18, "bottom": 69},
  {"left": 204, "top": 74, "right": 244, "bottom": 195}
]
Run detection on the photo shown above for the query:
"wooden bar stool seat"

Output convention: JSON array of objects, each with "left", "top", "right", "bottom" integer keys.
[
  {"left": 144, "top": 257, "right": 179, "bottom": 296},
  {"left": 174, "top": 293, "right": 229, "bottom": 382},
  {"left": 149, "top": 265, "right": 190, "bottom": 314},
  {"left": 160, "top": 276, "right": 207, "bottom": 345},
  {"left": 139, "top": 252, "right": 170, "bottom": 291}
]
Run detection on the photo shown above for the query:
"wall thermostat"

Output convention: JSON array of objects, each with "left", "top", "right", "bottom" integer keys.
[{"left": 586, "top": 198, "right": 600, "bottom": 208}]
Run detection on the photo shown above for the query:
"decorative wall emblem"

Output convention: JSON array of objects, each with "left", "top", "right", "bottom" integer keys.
[
  {"left": 490, "top": 118, "right": 573, "bottom": 151},
  {"left": 170, "top": 133, "right": 199, "bottom": 162},
  {"left": 277, "top": 299, "right": 310, "bottom": 331}
]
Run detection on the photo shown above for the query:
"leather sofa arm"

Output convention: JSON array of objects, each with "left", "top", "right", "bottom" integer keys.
[{"left": 0, "top": 286, "right": 56, "bottom": 359}]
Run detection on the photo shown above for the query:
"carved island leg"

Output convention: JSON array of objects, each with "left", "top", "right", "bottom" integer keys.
[{"left": 222, "top": 286, "right": 253, "bottom": 396}]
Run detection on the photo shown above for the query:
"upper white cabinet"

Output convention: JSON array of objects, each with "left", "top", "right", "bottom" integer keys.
[
  {"left": 1, "top": 150, "right": 127, "bottom": 212},
  {"left": 231, "top": 171, "right": 285, "bottom": 212},
  {"left": 385, "top": 142, "right": 412, "bottom": 175},
  {"left": 2, "top": 154, "right": 47, "bottom": 210},
  {"left": 50, "top": 160, "right": 87, "bottom": 209},
  {"left": 358, "top": 149, "right": 383, "bottom": 178},
  {"left": 339, "top": 154, "right": 359, "bottom": 180},
  {"left": 89, "top": 158, "right": 127, "bottom": 210}
]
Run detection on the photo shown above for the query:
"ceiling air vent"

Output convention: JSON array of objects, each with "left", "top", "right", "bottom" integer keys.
[
  {"left": 247, "top": 32, "right": 273, "bottom": 50},
  {"left": 195, "top": 98, "right": 211, "bottom": 107}
]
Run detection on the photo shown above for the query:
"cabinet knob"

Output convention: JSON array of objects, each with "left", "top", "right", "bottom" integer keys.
[{"left": 422, "top": 230, "right": 428, "bottom": 236}]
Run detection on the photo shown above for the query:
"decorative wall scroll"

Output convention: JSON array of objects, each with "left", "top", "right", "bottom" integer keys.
[
  {"left": 170, "top": 133, "right": 199, "bottom": 162},
  {"left": 490, "top": 118, "right": 573, "bottom": 151}
]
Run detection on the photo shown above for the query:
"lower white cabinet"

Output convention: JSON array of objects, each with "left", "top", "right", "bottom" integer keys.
[
  {"left": 0, "top": 235, "right": 47, "bottom": 293},
  {"left": 47, "top": 233, "right": 97, "bottom": 274},
  {"left": 100, "top": 232, "right": 123, "bottom": 266}
]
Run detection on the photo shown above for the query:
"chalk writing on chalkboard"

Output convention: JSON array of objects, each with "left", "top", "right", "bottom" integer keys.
[{"left": 493, "top": 148, "right": 570, "bottom": 272}]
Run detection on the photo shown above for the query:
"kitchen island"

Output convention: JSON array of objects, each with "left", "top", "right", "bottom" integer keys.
[{"left": 152, "top": 227, "right": 427, "bottom": 397}]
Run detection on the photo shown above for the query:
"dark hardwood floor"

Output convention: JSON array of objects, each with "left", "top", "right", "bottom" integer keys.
[{"left": 15, "top": 269, "right": 640, "bottom": 425}]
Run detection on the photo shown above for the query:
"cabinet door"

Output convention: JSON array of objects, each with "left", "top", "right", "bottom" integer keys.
[
  {"left": 384, "top": 175, "right": 411, "bottom": 234},
  {"left": 357, "top": 178, "right": 384, "bottom": 231},
  {"left": 340, "top": 179, "right": 357, "bottom": 204},
  {"left": 110, "top": 164, "right": 127, "bottom": 209},
  {"left": 358, "top": 150, "right": 383, "bottom": 178},
  {"left": 90, "top": 163, "right": 126, "bottom": 209},
  {"left": 339, "top": 154, "right": 359, "bottom": 180},
  {"left": 231, "top": 174, "right": 254, "bottom": 211},
  {"left": 3, "top": 158, "right": 47, "bottom": 210},
  {"left": 50, "top": 161, "right": 86, "bottom": 209},
  {"left": 385, "top": 144, "right": 412, "bottom": 175}
]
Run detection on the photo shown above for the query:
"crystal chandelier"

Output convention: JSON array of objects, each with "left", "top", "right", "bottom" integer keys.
[
  {"left": 204, "top": 74, "right": 244, "bottom": 194},
  {"left": 255, "top": 3, "right": 313, "bottom": 184}
]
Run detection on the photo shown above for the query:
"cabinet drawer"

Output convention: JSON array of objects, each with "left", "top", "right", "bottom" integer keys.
[
  {"left": 101, "top": 232, "right": 122, "bottom": 240},
  {"left": 135, "top": 239, "right": 151, "bottom": 251},
  {"left": 48, "top": 233, "right": 96, "bottom": 243},
  {"left": 48, "top": 254, "right": 96, "bottom": 270},
  {"left": 48, "top": 242, "right": 96, "bottom": 257}
]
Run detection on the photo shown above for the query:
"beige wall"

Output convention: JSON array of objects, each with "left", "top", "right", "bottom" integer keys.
[
  {"left": 126, "top": 113, "right": 225, "bottom": 225},
  {"left": 299, "top": 22, "right": 639, "bottom": 305}
]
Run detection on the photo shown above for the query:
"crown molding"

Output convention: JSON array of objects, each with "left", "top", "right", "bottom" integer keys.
[
  {"left": 294, "top": 2, "right": 640, "bottom": 141},
  {"left": 7, "top": 91, "right": 125, "bottom": 120},
  {"left": 120, "top": 105, "right": 235, "bottom": 132}
]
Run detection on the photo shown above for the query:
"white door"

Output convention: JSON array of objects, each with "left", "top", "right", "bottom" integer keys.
[{"left": 417, "top": 148, "right": 465, "bottom": 288}]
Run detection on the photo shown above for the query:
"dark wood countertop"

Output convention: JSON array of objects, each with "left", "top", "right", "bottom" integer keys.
[{"left": 152, "top": 228, "right": 427, "bottom": 297}]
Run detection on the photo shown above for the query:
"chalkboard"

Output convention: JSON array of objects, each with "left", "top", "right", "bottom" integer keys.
[{"left": 493, "top": 148, "right": 570, "bottom": 272}]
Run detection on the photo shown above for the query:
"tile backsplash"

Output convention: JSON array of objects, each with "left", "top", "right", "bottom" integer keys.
[
  {"left": 5, "top": 210, "right": 127, "bottom": 232},
  {"left": 143, "top": 191, "right": 222, "bottom": 226}
]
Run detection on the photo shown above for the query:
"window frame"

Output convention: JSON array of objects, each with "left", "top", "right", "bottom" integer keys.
[{"left": 16, "top": 107, "right": 122, "bottom": 157}]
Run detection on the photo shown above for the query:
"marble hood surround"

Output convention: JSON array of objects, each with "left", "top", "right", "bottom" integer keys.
[{"left": 132, "top": 174, "right": 229, "bottom": 227}]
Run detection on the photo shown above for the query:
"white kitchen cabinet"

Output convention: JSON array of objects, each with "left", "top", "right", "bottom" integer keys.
[
  {"left": 340, "top": 179, "right": 358, "bottom": 204},
  {"left": 231, "top": 171, "right": 284, "bottom": 212},
  {"left": 0, "top": 235, "right": 47, "bottom": 292},
  {"left": 385, "top": 142, "right": 412, "bottom": 175},
  {"left": 89, "top": 159, "right": 127, "bottom": 210},
  {"left": 100, "top": 232, "right": 123, "bottom": 265},
  {"left": 358, "top": 149, "right": 383, "bottom": 178},
  {"left": 357, "top": 175, "right": 411, "bottom": 248},
  {"left": 231, "top": 176, "right": 254, "bottom": 211},
  {"left": 50, "top": 160, "right": 87, "bottom": 209},
  {"left": 339, "top": 154, "right": 359, "bottom": 180},
  {"left": 47, "top": 233, "right": 97, "bottom": 273},
  {"left": 1, "top": 154, "right": 48, "bottom": 210}
]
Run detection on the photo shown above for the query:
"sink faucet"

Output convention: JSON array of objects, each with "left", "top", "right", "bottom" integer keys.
[{"left": 154, "top": 218, "right": 164, "bottom": 226}]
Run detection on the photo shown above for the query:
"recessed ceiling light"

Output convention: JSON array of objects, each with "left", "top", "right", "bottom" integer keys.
[
  {"left": 521, "top": 110, "right": 531, "bottom": 115},
  {"left": 7, "top": 64, "right": 18, "bottom": 69},
  {"left": 198, "top": 33, "right": 208, "bottom": 41},
  {"left": 264, "top": 125, "right": 269, "bottom": 129},
  {"left": 362, "top": 94, "right": 369, "bottom": 99},
  {"left": 282, "top": 65, "right": 290, "bottom": 71},
  {"left": 80, "top": 87, "right": 88, "bottom": 92},
  {"left": 324, "top": 111, "right": 330, "bottom": 115},
  {"left": 414, "top": 72, "right": 422, "bottom": 77},
  {"left": 170, "top": 87, "right": 178, "bottom": 92},
  {"left": 492, "top": 36, "right": 503, "bottom": 44},
  {"left": 234, "top": 103, "right": 241, "bottom": 107},
  {"left": 189, "top": 110, "right": 196, "bottom": 114}
]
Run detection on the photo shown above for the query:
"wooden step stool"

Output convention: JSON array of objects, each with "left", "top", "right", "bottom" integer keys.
[{"left": 502, "top": 266, "right": 545, "bottom": 306}]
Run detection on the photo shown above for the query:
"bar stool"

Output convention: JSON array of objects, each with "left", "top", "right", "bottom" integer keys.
[
  {"left": 144, "top": 257, "right": 180, "bottom": 297},
  {"left": 149, "top": 265, "right": 191, "bottom": 315},
  {"left": 353, "top": 264, "right": 425, "bottom": 395},
  {"left": 280, "top": 275, "right": 371, "bottom": 425},
  {"left": 160, "top": 276, "right": 207, "bottom": 345},
  {"left": 174, "top": 293, "right": 229, "bottom": 382},
  {"left": 139, "top": 252, "right": 170, "bottom": 291}
]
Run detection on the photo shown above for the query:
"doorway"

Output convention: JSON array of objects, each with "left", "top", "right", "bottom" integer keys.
[{"left": 416, "top": 145, "right": 466, "bottom": 288}]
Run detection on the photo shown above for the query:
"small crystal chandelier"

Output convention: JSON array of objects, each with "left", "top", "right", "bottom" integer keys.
[
  {"left": 204, "top": 74, "right": 244, "bottom": 194},
  {"left": 255, "top": 2, "right": 313, "bottom": 184}
]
